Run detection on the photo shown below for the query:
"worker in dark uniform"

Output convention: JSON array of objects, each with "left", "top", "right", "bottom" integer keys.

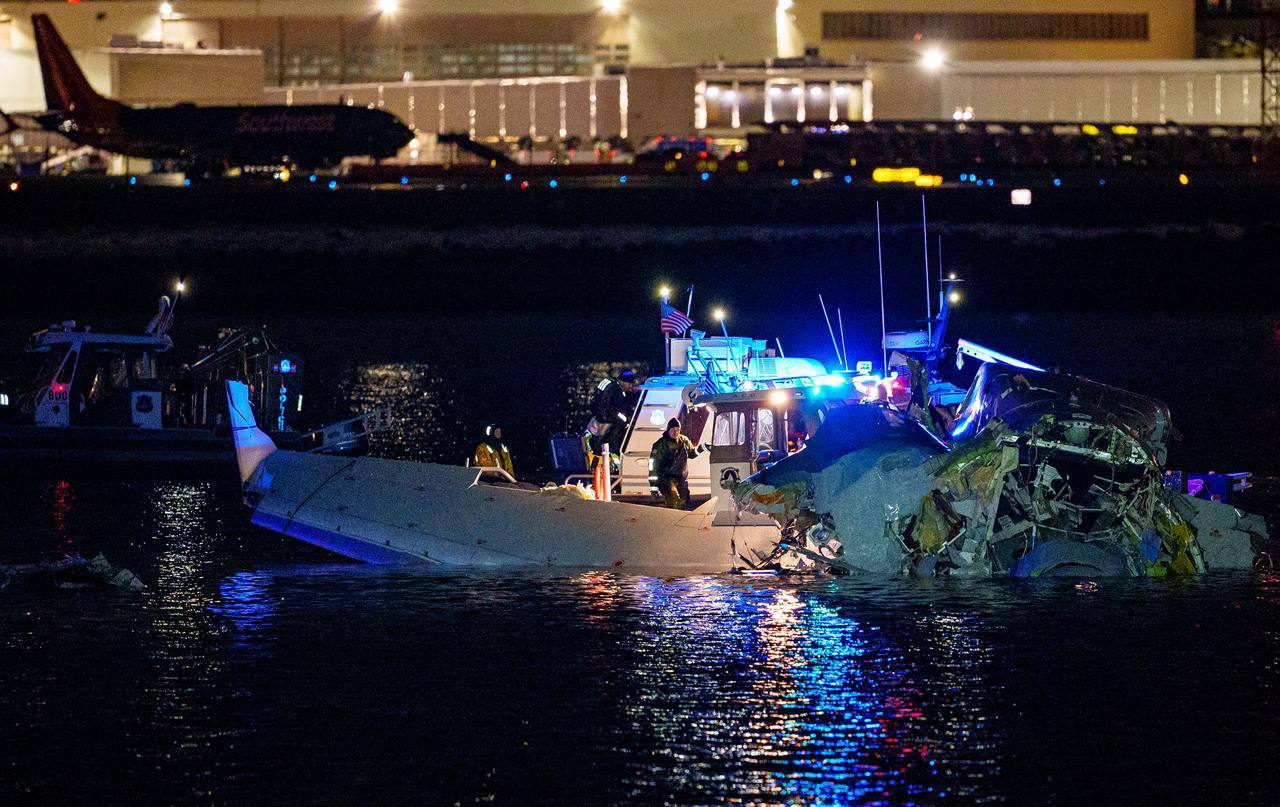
[
  {"left": 649, "top": 417, "right": 707, "bottom": 510},
  {"left": 473, "top": 424, "right": 515, "bottom": 477},
  {"left": 589, "top": 369, "right": 641, "bottom": 457}
]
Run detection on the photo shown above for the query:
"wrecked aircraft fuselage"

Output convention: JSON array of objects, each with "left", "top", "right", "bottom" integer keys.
[{"left": 733, "top": 364, "right": 1267, "bottom": 578}]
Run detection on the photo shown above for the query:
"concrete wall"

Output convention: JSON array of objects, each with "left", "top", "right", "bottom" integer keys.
[
  {"left": 270, "top": 75, "right": 629, "bottom": 143},
  {"left": 0, "top": 0, "right": 782, "bottom": 64},
  {"left": 873, "top": 59, "right": 1262, "bottom": 126},
  {"left": 626, "top": 65, "right": 697, "bottom": 142},
  {"left": 792, "top": 0, "right": 1196, "bottom": 63}
]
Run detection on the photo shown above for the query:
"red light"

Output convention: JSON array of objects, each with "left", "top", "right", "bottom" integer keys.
[
  {"left": 519, "top": 180, "right": 529, "bottom": 189},
  {"left": 52, "top": 383, "right": 66, "bottom": 393}
]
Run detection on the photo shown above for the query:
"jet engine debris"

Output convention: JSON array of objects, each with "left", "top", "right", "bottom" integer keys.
[{"left": 733, "top": 364, "right": 1268, "bottom": 578}]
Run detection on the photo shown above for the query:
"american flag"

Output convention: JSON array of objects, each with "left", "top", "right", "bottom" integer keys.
[{"left": 660, "top": 303, "right": 693, "bottom": 336}]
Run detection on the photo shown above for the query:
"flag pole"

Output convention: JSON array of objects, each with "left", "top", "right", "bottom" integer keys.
[
  {"left": 921, "top": 193, "right": 932, "bottom": 343},
  {"left": 876, "top": 200, "right": 888, "bottom": 376},
  {"left": 663, "top": 287, "right": 671, "bottom": 374}
]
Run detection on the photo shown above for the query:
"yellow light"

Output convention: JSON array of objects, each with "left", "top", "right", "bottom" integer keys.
[
  {"left": 176, "top": 280, "right": 186, "bottom": 293},
  {"left": 920, "top": 47, "right": 945, "bottom": 72},
  {"left": 914, "top": 174, "right": 943, "bottom": 187},
  {"left": 1112, "top": 125, "right": 1139, "bottom": 135},
  {"left": 1178, "top": 173, "right": 1190, "bottom": 186},
  {"left": 7, "top": 181, "right": 17, "bottom": 192},
  {"left": 768, "top": 389, "right": 790, "bottom": 407},
  {"left": 948, "top": 290, "right": 961, "bottom": 304},
  {"left": 279, "top": 168, "right": 291, "bottom": 182},
  {"left": 872, "top": 166, "right": 921, "bottom": 184},
  {"left": 713, "top": 308, "right": 725, "bottom": 321},
  {"left": 659, "top": 285, "right": 671, "bottom": 298},
  {"left": 1081, "top": 124, "right": 1100, "bottom": 136},
  {"left": 377, "top": 0, "right": 398, "bottom": 14},
  {"left": 601, "top": 0, "right": 623, "bottom": 12}
]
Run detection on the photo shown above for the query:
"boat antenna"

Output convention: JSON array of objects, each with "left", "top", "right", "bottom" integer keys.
[
  {"left": 685, "top": 285, "right": 694, "bottom": 318},
  {"left": 921, "top": 194, "right": 932, "bottom": 342},
  {"left": 837, "top": 307, "right": 848, "bottom": 371},
  {"left": 875, "top": 200, "right": 888, "bottom": 375},
  {"left": 818, "top": 294, "right": 843, "bottom": 369},
  {"left": 775, "top": 337, "right": 786, "bottom": 358}
]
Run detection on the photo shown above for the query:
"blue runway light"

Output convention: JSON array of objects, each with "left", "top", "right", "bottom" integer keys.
[
  {"left": 400, "top": 176, "right": 408, "bottom": 185},
  {"left": 843, "top": 175, "right": 852, "bottom": 183},
  {"left": 1053, "top": 177, "right": 1062, "bottom": 186},
  {"left": 1098, "top": 178, "right": 1107, "bottom": 185},
  {"left": 790, "top": 178, "right": 799, "bottom": 186},
  {"left": 700, "top": 171, "right": 709, "bottom": 181},
  {"left": 986, "top": 178, "right": 994, "bottom": 186},
  {"left": 327, "top": 180, "right": 338, "bottom": 190},
  {"left": 128, "top": 176, "right": 137, "bottom": 186},
  {"left": 960, "top": 173, "right": 968, "bottom": 181},
  {"left": 549, "top": 179, "right": 558, "bottom": 188},
  {"left": 503, "top": 173, "right": 512, "bottom": 182},
  {"left": 309, "top": 174, "right": 317, "bottom": 183},
  {"left": 183, "top": 178, "right": 191, "bottom": 186},
  {"left": 619, "top": 175, "right": 627, "bottom": 184}
]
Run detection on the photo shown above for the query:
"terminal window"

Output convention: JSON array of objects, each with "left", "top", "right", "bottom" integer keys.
[{"left": 822, "top": 12, "right": 1150, "bottom": 41}]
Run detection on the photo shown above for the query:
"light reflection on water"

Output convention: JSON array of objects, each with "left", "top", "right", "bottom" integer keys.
[
  {"left": 0, "top": 482, "right": 1277, "bottom": 803},
  {"left": 328, "top": 360, "right": 646, "bottom": 471}
]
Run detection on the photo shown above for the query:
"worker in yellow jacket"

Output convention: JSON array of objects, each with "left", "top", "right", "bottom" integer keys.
[{"left": 473, "top": 424, "right": 515, "bottom": 477}]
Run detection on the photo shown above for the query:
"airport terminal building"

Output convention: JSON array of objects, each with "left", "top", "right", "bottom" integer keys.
[{"left": 0, "top": 1, "right": 1265, "bottom": 150}]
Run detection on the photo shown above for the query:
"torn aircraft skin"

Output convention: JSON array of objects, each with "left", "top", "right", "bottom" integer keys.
[{"left": 732, "top": 363, "right": 1269, "bottom": 578}]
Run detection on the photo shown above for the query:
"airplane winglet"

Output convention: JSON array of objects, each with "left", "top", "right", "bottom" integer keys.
[{"left": 226, "top": 380, "right": 277, "bottom": 484}]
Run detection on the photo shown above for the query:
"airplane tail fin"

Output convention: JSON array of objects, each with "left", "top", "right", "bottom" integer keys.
[
  {"left": 31, "top": 14, "right": 117, "bottom": 119},
  {"left": 226, "top": 381, "right": 278, "bottom": 484}
]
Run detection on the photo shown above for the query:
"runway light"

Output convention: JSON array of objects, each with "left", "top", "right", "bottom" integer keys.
[
  {"left": 549, "top": 179, "right": 558, "bottom": 188},
  {"left": 700, "top": 171, "right": 709, "bottom": 181},
  {"left": 503, "top": 172, "right": 512, "bottom": 182},
  {"left": 1052, "top": 177, "right": 1061, "bottom": 186},
  {"left": 768, "top": 389, "right": 790, "bottom": 406},
  {"left": 400, "top": 175, "right": 408, "bottom": 185},
  {"left": 183, "top": 178, "right": 191, "bottom": 186},
  {"left": 619, "top": 175, "right": 627, "bottom": 184},
  {"left": 1010, "top": 188, "right": 1032, "bottom": 206},
  {"left": 377, "top": 0, "right": 398, "bottom": 14},
  {"left": 7, "top": 181, "right": 17, "bottom": 192},
  {"left": 129, "top": 176, "right": 137, "bottom": 185},
  {"left": 790, "top": 178, "right": 799, "bottom": 186},
  {"left": 309, "top": 174, "right": 317, "bottom": 183},
  {"left": 328, "top": 179, "right": 338, "bottom": 190},
  {"left": 158, "top": 1, "right": 173, "bottom": 16},
  {"left": 920, "top": 47, "right": 945, "bottom": 72},
  {"left": 1179, "top": 173, "right": 1190, "bottom": 186},
  {"left": 843, "top": 175, "right": 852, "bottom": 183}
]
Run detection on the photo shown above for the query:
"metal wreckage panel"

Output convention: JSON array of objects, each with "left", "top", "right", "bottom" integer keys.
[{"left": 732, "top": 364, "right": 1269, "bottom": 578}]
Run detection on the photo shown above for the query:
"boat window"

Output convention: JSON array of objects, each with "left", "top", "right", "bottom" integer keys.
[
  {"left": 713, "top": 411, "right": 746, "bottom": 446},
  {"left": 634, "top": 388, "right": 683, "bottom": 434},
  {"left": 55, "top": 351, "right": 78, "bottom": 387},
  {"left": 756, "top": 408, "right": 775, "bottom": 450}
]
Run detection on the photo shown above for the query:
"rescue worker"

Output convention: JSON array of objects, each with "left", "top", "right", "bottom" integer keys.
[
  {"left": 473, "top": 424, "right": 515, "bottom": 477},
  {"left": 649, "top": 417, "right": 707, "bottom": 510},
  {"left": 589, "top": 369, "right": 641, "bottom": 456}
]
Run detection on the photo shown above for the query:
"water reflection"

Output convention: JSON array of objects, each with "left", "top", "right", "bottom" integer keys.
[
  {"left": 340, "top": 362, "right": 465, "bottom": 462},
  {"left": 595, "top": 576, "right": 1001, "bottom": 804}
]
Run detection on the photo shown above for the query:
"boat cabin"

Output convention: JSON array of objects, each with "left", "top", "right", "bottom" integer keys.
[{"left": 26, "top": 322, "right": 173, "bottom": 429}]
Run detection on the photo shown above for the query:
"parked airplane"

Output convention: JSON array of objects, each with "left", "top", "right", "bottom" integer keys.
[{"left": 29, "top": 13, "right": 414, "bottom": 170}]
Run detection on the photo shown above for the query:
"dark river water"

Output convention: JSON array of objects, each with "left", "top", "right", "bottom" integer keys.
[
  {"left": 1, "top": 476, "right": 1277, "bottom": 804},
  {"left": 2, "top": 212, "right": 1279, "bottom": 803}
]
